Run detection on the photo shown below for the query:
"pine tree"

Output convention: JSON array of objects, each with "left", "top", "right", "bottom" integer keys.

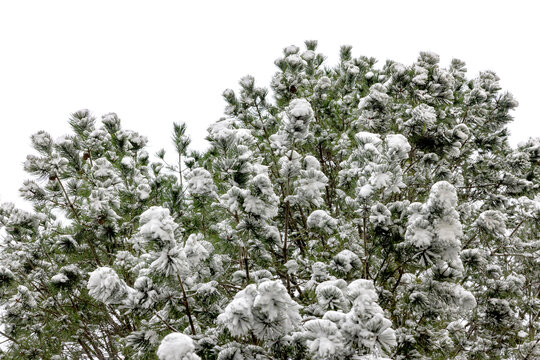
[{"left": 1, "top": 42, "right": 539, "bottom": 359}]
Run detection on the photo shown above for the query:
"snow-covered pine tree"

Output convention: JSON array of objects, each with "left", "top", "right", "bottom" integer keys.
[{"left": 1, "top": 42, "right": 539, "bottom": 359}]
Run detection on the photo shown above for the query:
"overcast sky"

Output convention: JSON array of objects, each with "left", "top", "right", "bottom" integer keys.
[{"left": 0, "top": 0, "right": 538, "bottom": 210}]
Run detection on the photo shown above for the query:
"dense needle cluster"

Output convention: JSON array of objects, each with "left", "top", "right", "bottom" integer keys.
[{"left": 0, "top": 41, "right": 539, "bottom": 359}]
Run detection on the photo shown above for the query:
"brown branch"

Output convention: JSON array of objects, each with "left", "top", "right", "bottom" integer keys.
[
  {"left": 177, "top": 274, "right": 196, "bottom": 334},
  {"left": 154, "top": 310, "right": 180, "bottom": 333},
  {"left": 0, "top": 329, "right": 19, "bottom": 345}
]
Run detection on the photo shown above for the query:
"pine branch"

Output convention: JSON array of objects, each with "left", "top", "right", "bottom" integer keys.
[{"left": 177, "top": 274, "right": 196, "bottom": 334}]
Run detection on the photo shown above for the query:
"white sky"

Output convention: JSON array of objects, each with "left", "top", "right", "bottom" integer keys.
[{"left": 0, "top": 0, "right": 538, "bottom": 210}]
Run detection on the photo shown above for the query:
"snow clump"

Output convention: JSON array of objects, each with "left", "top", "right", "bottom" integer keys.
[{"left": 156, "top": 332, "right": 200, "bottom": 360}]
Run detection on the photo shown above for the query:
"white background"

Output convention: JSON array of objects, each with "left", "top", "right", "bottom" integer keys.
[{"left": 1, "top": 0, "right": 538, "bottom": 210}]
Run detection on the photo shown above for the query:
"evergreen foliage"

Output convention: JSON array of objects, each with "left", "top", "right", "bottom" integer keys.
[{"left": 1, "top": 42, "right": 539, "bottom": 359}]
